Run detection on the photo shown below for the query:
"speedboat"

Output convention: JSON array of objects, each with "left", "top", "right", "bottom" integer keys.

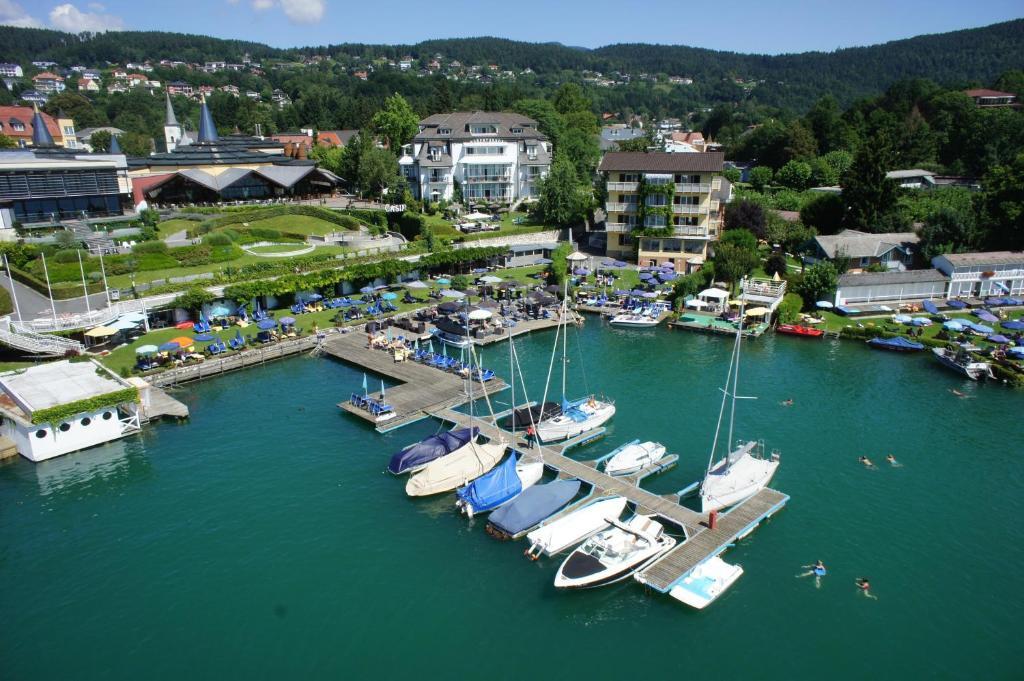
[
  {"left": 701, "top": 441, "right": 779, "bottom": 513},
  {"left": 775, "top": 324, "right": 824, "bottom": 338},
  {"left": 525, "top": 496, "right": 627, "bottom": 559},
  {"left": 609, "top": 313, "right": 660, "bottom": 328},
  {"left": 932, "top": 347, "right": 994, "bottom": 381},
  {"left": 486, "top": 479, "right": 581, "bottom": 539},
  {"left": 604, "top": 440, "right": 667, "bottom": 476},
  {"left": 388, "top": 427, "right": 478, "bottom": 475},
  {"left": 455, "top": 453, "right": 544, "bottom": 517},
  {"left": 536, "top": 396, "right": 615, "bottom": 442},
  {"left": 553, "top": 515, "right": 676, "bottom": 588},
  {"left": 667, "top": 557, "right": 744, "bottom": 609},
  {"left": 405, "top": 439, "right": 507, "bottom": 497}
]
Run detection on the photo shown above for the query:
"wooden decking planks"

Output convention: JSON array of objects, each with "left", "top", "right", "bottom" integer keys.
[{"left": 636, "top": 488, "right": 789, "bottom": 592}]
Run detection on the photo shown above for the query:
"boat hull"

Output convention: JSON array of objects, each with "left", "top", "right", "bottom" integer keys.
[
  {"left": 554, "top": 540, "right": 674, "bottom": 589},
  {"left": 700, "top": 452, "right": 779, "bottom": 513},
  {"left": 932, "top": 347, "right": 993, "bottom": 381},
  {"left": 776, "top": 324, "right": 824, "bottom": 338},
  {"left": 536, "top": 402, "right": 615, "bottom": 442},
  {"left": 609, "top": 315, "right": 659, "bottom": 327},
  {"left": 604, "top": 441, "right": 667, "bottom": 476},
  {"left": 456, "top": 460, "right": 544, "bottom": 517},
  {"left": 526, "top": 497, "right": 627, "bottom": 557}
]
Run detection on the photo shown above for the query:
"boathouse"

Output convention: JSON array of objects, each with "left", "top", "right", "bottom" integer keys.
[
  {"left": 933, "top": 252, "right": 1024, "bottom": 298},
  {"left": 0, "top": 360, "right": 141, "bottom": 462},
  {"left": 834, "top": 269, "right": 950, "bottom": 305}
]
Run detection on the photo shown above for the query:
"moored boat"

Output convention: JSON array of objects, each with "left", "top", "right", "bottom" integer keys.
[
  {"left": 932, "top": 347, "right": 995, "bottom": 381},
  {"left": 525, "top": 496, "right": 628, "bottom": 559},
  {"left": 609, "top": 313, "right": 660, "bottom": 328},
  {"left": 388, "top": 427, "right": 478, "bottom": 475},
  {"left": 604, "top": 440, "right": 667, "bottom": 476},
  {"left": 405, "top": 439, "right": 507, "bottom": 497},
  {"left": 866, "top": 336, "right": 925, "bottom": 352},
  {"left": 775, "top": 324, "right": 824, "bottom": 338},
  {"left": 536, "top": 396, "right": 616, "bottom": 442},
  {"left": 667, "top": 556, "right": 744, "bottom": 609},
  {"left": 486, "top": 479, "right": 581, "bottom": 539},
  {"left": 553, "top": 515, "right": 676, "bottom": 589},
  {"left": 455, "top": 453, "right": 544, "bottom": 517}
]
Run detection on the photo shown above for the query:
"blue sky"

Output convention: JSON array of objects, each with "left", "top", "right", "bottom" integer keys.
[{"left": 1, "top": 0, "right": 1021, "bottom": 53}]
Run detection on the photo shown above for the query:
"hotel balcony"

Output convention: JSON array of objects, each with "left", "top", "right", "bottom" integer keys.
[
  {"left": 673, "top": 225, "right": 711, "bottom": 238},
  {"left": 605, "top": 202, "right": 638, "bottom": 213},
  {"left": 605, "top": 222, "right": 633, "bottom": 233},
  {"left": 607, "top": 181, "right": 639, "bottom": 192},
  {"left": 674, "top": 183, "right": 711, "bottom": 193},
  {"left": 672, "top": 204, "right": 706, "bottom": 215},
  {"left": 464, "top": 174, "right": 512, "bottom": 183}
]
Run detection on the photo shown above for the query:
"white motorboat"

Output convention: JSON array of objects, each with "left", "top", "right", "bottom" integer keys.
[
  {"left": 553, "top": 515, "right": 676, "bottom": 588},
  {"left": 536, "top": 397, "right": 616, "bottom": 442},
  {"left": 525, "top": 496, "right": 628, "bottom": 559},
  {"left": 609, "top": 313, "right": 660, "bottom": 328},
  {"left": 604, "top": 440, "right": 667, "bottom": 476},
  {"left": 667, "top": 556, "right": 744, "bottom": 609},
  {"left": 405, "top": 439, "right": 507, "bottom": 497},
  {"left": 932, "top": 347, "right": 994, "bottom": 381},
  {"left": 699, "top": 295, "right": 780, "bottom": 514}
]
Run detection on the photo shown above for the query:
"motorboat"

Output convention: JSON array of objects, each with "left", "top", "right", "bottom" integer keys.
[
  {"left": 455, "top": 453, "right": 544, "bottom": 517},
  {"left": 866, "top": 336, "right": 925, "bottom": 352},
  {"left": 932, "top": 347, "right": 995, "bottom": 381},
  {"left": 525, "top": 496, "right": 627, "bottom": 559},
  {"left": 536, "top": 396, "right": 616, "bottom": 443},
  {"left": 667, "top": 557, "right": 744, "bottom": 609},
  {"left": 405, "top": 439, "right": 507, "bottom": 497},
  {"left": 775, "top": 324, "right": 824, "bottom": 338},
  {"left": 553, "top": 515, "right": 676, "bottom": 588},
  {"left": 388, "top": 427, "right": 478, "bottom": 475},
  {"left": 604, "top": 440, "right": 667, "bottom": 476},
  {"left": 486, "top": 479, "right": 581, "bottom": 539},
  {"left": 698, "top": 295, "right": 780, "bottom": 514},
  {"left": 609, "top": 313, "right": 660, "bottom": 328}
]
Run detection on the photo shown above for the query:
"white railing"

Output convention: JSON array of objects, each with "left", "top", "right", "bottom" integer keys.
[
  {"left": 949, "top": 269, "right": 1024, "bottom": 281},
  {"left": 673, "top": 226, "right": 710, "bottom": 238},
  {"left": 672, "top": 204, "right": 705, "bottom": 215},
  {"left": 605, "top": 222, "right": 632, "bottom": 233},
  {"left": 674, "top": 183, "right": 711, "bottom": 193},
  {"left": 13, "top": 306, "right": 120, "bottom": 334},
  {"left": 605, "top": 202, "right": 637, "bottom": 213},
  {"left": 0, "top": 322, "right": 84, "bottom": 356},
  {"left": 742, "top": 278, "right": 787, "bottom": 299},
  {"left": 607, "top": 182, "right": 639, "bottom": 192}
]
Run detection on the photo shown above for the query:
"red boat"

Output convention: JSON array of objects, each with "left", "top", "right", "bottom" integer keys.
[{"left": 776, "top": 324, "right": 824, "bottom": 338}]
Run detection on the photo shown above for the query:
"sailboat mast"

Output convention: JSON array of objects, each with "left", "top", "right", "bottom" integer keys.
[
  {"left": 561, "top": 274, "right": 568, "bottom": 400},
  {"left": 726, "top": 304, "right": 744, "bottom": 458},
  {"left": 509, "top": 323, "right": 515, "bottom": 438},
  {"left": 465, "top": 296, "right": 473, "bottom": 419},
  {"left": 704, "top": 324, "right": 738, "bottom": 476}
]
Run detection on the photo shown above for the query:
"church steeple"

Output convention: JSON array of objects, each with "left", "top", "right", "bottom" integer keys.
[
  {"left": 109, "top": 134, "right": 122, "bottom": 155},
  {"left": 164, "top": 91, "right": 179, "bottom": 127},
  {"left": 163, "top": 91, "right": 182, "bottom": 152},
  {"left": 30, "top": 104, "right": 56, "bottom": 147},
  {"left": 197, "top": 96, "right": 218, "bottom": 144}
]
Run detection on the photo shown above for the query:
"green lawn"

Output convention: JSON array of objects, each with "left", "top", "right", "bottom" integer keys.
[
  {"left": 247, "top": 244, "right": 316, "bottom": 255},
  {"left": 424, "top": 211, "right": 549, "bottom": 241},
  {"left": 243, "top": 215, "right": 347, "bottom": 237},
  {"left": 811, "top": 308, "right": 1024, "bottom": 341},
  {"left": 156, "top": 218, "right": 201, "bottom": 234}
]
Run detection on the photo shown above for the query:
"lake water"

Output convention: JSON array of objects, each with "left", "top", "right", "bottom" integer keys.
[{"left": 2, "top": 319, "right": 1021, "bottom": 680}]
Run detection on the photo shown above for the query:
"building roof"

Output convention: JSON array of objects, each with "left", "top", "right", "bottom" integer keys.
[
  {"left": 32, "top": 71, "right": 63, "bottom": 81},
  {"left": 838, "top": 269, "right": 948, "bottom": 287},
  {"left": 0, "top": 360, "right": 130, "bottom": 416},
  {"left": 415, "top": 111, "right": 546, "bottom": 142},
  {"left": 76, "top": 126, "right": 125, "bottom": 141},
  {"left": 598, "top": 151, "right": 725, "bottom": 173},
  {"left": 0, "top": 106, "right": 61, "bottom": 142},
  {"left": 934, "top": 251, "right": 1024, "bottom": 268},
  {"left": 318, "top": 129, "right": 358, "bottom": 146},
  {"left": 600, "top": 125, "right": 645, "bottom": 151},
  {"left": 813, "top": 230, "right": 919, "bottom": 259},
  {"left": 886, "top": 169, "right": 934, "bottom": 180},
  {"left": 963, "top": 88, "right": 1016, "bottom": 98}
]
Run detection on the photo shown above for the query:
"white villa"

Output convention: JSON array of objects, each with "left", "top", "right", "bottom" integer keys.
[
  {"left": 0, "top": 360, "right": 141, "bottom": 462},
  {"left": 400, "top": 111, "right": 551, "bottom": 205}
]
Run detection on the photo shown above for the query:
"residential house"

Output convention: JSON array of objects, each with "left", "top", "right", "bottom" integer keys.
[
  {"left": 198, "top": 85, "right": 215, "bottom": 98},
  {"left": 75, "top": 126, "right": 126, "bottom": 151},
  {"left": 664, "top": 131, "right": 707, "bottom": 153},
  {"left": 110, "top": 69, "right": 128, "bottom": 80},
  {"left": 807, "top": 229, "right": 919, "bottom": 271},
  {"left": 600, "top": 125, "right": 646, "bottom": 152},
  {"left": 106, "top": 82, "right": 128, "bottom": 94},
  {"left": 78, "top": 78, "right": 100, "bottom": 92},
  {"left": 962, "top": 89, "right": 1019, "bottom": 108},
  {"left": 19, "top": 90, "right": 47, "bottom": 104},
  {"left": 0, "top": 63, "right": 23, "bottom": 78},
  {"left": 204, "top": 61, "right": 226, "bottom": 72},
  {"left": 31, "top": 61, "right": 56, "bottom": 68},
  {"left": 834, "top": 269, "right": 950, "bottom": 306},
  {"left": 166, "top": 81, "right": 193, "bottom": 96},
  {"left": 933, "top": 252, "right": 1024, "bottom": 298},
  {"left": 353, "top": 70, "right": 368, "bottom": 80},
  {"left": 0, "top": 106, "right": 67, "bottom": 148},
  {"left": 31, "top": 72, "right": 65, "bottom": 94},
  {"left": 598, "top": 151, "right": 725, "bottom": 271},
  {"left": 219, "top": 85, "right": 240, "bottom": 96},
  {"left": 400, "top": 111, "right": 551, "bottom": 204},
  {"left": 886, "top": 169, "right": 935, "bottom": 189},
  {"left": 316, "top": 130, "right": 359, "bottom": 148},
  {"left": 245, "top": 90, "right": 261, "bottom": 100},
  {"left": 82, "top": 69, "right": 102, "bottom": 81}
]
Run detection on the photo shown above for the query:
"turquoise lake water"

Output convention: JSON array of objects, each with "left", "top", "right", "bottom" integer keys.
[{"left": 2, "top": 319, "right": 1022, "bottom": 680}]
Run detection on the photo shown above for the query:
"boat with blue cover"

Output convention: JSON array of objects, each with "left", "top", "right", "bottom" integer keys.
[
  {"left": 455, "top": 453, "right": 544, "bottom": 517},
  {"left": 388, "top": 427, "right": 478, "bottom": 474},
  {"left": 486, "top": 479, "right": 581, "bottom": 539},
  {"left": 866, "top": 336, "right": 925, "bottom": 352}
]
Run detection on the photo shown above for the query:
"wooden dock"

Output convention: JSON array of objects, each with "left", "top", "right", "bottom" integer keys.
[
  {"left": 322, "top": 333, "right": 508, "bottom": 432},
  {"left": 149, "top": 333, "right": 327, "bottom": 387},
  {"left": 427, "top": 405, "right": 788, "bottom": 589}
]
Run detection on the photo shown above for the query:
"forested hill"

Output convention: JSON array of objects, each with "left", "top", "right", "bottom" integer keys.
[{"left": 2, "top": 19, "right": 1022, "bottom": 110}]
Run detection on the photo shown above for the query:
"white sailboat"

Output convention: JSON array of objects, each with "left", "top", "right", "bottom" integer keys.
[
  {"left": 536, "top": 251, "right": 616, "bottom": 443},
  {"left": 524, "top": 496, "right": 628, "bottom": 559},
  {"left": 699, "top": 297, "right": 780, "bottom": 514},
  {"left": 604, "top": 440, "right": 667, "bottom": 476},
  {"left": 406, "top": 302, "right": 508, "bottom": 497},
  {"left": 553, "top": 514, "right": 676, "bottom": 588}
]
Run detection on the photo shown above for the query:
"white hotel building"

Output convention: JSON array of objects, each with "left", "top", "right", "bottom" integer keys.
[{"left": 400, "top": 111, "right": 551, "bottom": 204}]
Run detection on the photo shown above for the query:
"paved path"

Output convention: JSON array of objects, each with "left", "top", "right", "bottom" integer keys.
[{"left": 0, "top": 277, "right": 110, "bottom": 321}]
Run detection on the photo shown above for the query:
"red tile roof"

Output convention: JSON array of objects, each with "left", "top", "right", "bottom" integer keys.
[
  {"left": 32, "top": 72, "right": 63, "bottom": 81},
  {"left": 0, "top": 106, "right": 62, "bottom": 142},
  {"left": 963, "top": 88, "right": 1016, "bottom": 98},
  {"left": 599, "top": 151, "right": 724, "bottom": 173}
]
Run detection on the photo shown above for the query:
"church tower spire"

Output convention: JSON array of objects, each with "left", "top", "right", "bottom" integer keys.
[{"left": 163, "top": 91, "right": 183, "bottom": 152}]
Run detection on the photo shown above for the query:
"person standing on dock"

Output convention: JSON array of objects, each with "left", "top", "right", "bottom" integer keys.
[{"left": 525, "top": 425, "right": 536, "bottom": 449}]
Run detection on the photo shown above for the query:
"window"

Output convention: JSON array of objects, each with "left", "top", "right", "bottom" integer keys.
[
  {"left": 438, "top": 128, "right": 451, "bottom": 135},
  {"left": 618, "top": 173, "right": 638, "bottom": 182},
  {"left": 12, "top": 121, "right": 24, "bottom": 131},
  {"left": 102, "top": 411, "right": 112, "bottom": 420},
  {"left": 511, "top": 127, "right": 523, "bottom": 134},
  {"left": 81, "top": 417, "right": 91, "bottom": 426},
  {"left": 35, "top": 429, "right": 47, "bottom": 439},
  {"left": 470, "top": 124, "right": 497, "bottom": 134},
  {"left": 526, "top": 145, "right": 538, "bottom": 160},
  {"left": 465, "top": 145, "right": 504, "bottom": 155},
  {"left": 59, "top": 422, "right": 70, "bottom": 432},
  {"left": 63, "top": 126, "right": 74, "bottom": 135}
]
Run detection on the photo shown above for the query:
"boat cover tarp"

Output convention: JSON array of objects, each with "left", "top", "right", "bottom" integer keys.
[
  {"left": 987, "top": 334, "right": 1011, "bottom": 344},
  {"left": 500, "top": 402, "right": 561, "bottom": 429},
  {"left": 1001, "top": 320, "right": 1024, "bottom": 331},
  {"left": 974, "top": 310, "right": 1000, "bottom": 323},
  {"left": 943, "top": 320, "right": 965, "bottom": 331},
  {"left": 922, "top": 300, "right": 939, "bottom": 314},
  {"left": 456, "top": 454, "right": 521, "bottom": 512},
  {"left": 489, "top": 479, "right": 581, "bottom": 535},
  {"left": 388, "top": 427, "right": 477, "bottom": 474},
  {"left": 946, "top": 300, "right": 967, "bottom": 309},
  {"left": 434, "top": 317, "right": 470, "bottom": 336},
  {"left": 963, "top": 321, "right": 994, "bottom": 334},
  {"left": 868, "top": 336, "right": 924, "bottom": 350}
]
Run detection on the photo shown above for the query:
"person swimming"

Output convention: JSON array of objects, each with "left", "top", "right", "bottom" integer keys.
[
  {"left": 951, "top": 388, "right": 967, "bottom": 398},
  {"left": 886, "top": 454, "right": 902, "bottom": 467},
  {"left": 859, "top": 456, "right": 876, "bottom": 468},
  {"left": 855, "top": 577, "right": 878, "bottom": 600},
  {"left": 781, "top": 398, "right": 794, "bottom": 406},
  {"left": 797, "top": 560, "right": 827, "bottom": 588}
]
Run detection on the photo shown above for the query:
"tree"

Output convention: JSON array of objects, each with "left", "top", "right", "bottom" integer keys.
[
  {"left": 810, "top": 149, "right": 853, "bottom": 187},
  {"left": 842, "top": 133, "right": 900, "bottom": 231},
  {"left": 796, "top": 261, "right": 839, "bottom": 305},
  {"left": 536, "top": 154, "right": 589, "bottom": 228},
  {"left": 713, "top": 242, "right": 759, "bottom": 291},
  {"left": 513, "top": 98, "right": 565, "bottom": 146},
  {"left": 723, "top": 167, "right": 741, "bottom": 184},
  {"left": 309, "top": 144, "right": 345, "bottom": 177},
  {"left": 764, "top": 252, "right": 788, "bottom": 277},
  {"left": 919, "top": 206, "right": 979, "bottom": 260},
  {"left": 719, "top": 228, "right": 758, "bottom": 251},
  {"left": 173, "top": 286, "right": 215, "bottom": 314},
  {"left": 43, "top": 92, "right": 105, "bottom": 128},
  {"left": 0, "top": 133, "right": 15, "bottom": 149},
  {"left": 359, "top": 146, "right": 400, "bottom": 198},
  {"left": 749, "top": 166, "right": 773, "bottom": 192},
  {"left": 89, "top": 130, "right": 112, "bottom": 152},
  {"left": 978, "top": 152, "right": 1024, "bottom": 251},
  {"left": 724, "top": 199, "right": 766, "bottom": 239},
  {"left": 800, "top": 192, "right": 845, "bottom": 235},
  {"left": 776, "top": 160, "right": 813, "bottom": 190},
  {"left": 119, "top": 132, "right": 152, "bottom": 157},
  {"left": 371, "top": 93, "right": 419, "bottom": 153},
  {"left": 553, "top": 84, "right": 590, "bottom": 116},
  {"left": 783, "top": 120, "right": 818, "bottom": 162},
  {"left": 559, "top": 126, "right": 600, "bottom": 182},
  {"left": 616, "top": 133, "right": 655, "bottom": 152}
]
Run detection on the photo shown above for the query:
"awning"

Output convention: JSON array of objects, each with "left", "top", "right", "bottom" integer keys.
[
  {"left": 85, "top": 326, "right": 118, "bottom": 337},
  {"left": 745, "top": 307, "right": 769, "bottom": 317},
  {"left": 698, "top": 288, "right": 728, "bottom": 300}
]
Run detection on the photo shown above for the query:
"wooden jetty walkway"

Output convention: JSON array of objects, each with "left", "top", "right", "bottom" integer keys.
[
  {"left": 322, "top": 333, "right": 508, "bottom": 432},
  {"left": 149, "top": 333, "right": 327, "bottom": 387},
  {"left": 428, "top": 405, "right": 788, "bottom": 591}
]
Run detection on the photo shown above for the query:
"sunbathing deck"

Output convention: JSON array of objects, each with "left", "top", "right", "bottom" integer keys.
[{"left": 670, "top": 314, "right": 769, "bottom": 338}]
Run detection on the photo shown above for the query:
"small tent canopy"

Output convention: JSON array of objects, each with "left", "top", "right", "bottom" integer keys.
[{"left": 698, "top": 288, "right": 729, "bottom": 300}]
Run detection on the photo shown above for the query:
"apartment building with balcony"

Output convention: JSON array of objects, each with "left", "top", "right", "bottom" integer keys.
[
  {"left": 598, "top": 151, "right": 725, "bottom": 271},
  {"left": 400, "top": 111, "right": 550, "bottom": 205}
]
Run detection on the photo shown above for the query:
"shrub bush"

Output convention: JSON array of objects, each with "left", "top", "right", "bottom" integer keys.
[
  {"left": 53, "top": 248, "right": 85, "bottom": 263},
  {"left": 203, "top": 232, "right": 234, "bottom": 247},
  {"left": 132, "top": 241, "right": 169, "bottom": 254}
]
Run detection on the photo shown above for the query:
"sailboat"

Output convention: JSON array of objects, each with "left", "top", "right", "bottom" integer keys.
[
  {"left": 535, "top": 252, "right": 615, "bottom": 443},
  {"left": 699, "top": 297, "right": 780, "bottom": 514},
  {"left": 524, "top": 496, "right": 628, "bottom": 559},
  {"left": 406, "top": 301, "right": 507, "bottom": 497}
]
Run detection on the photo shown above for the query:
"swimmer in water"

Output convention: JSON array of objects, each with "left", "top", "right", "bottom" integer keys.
[
  {"left": 950, "top": 388, "right": 967, "bottom": 398},
  {"left": 797, "top": 560, "right": 827, "bottom": 588},
  {"left": 858, "top": 456, "right": 877, "bottom": 469},
  {"left": 781, "top": 398, "right": 794, "bottom": 406},
  {"left": 886, "top": 454, "right": 902, "bottom": 467},
  {"left": 855, "top": 577, "right": 878, "bottom": 600}
]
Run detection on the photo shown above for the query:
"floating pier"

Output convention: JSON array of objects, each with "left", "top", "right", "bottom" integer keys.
[
  {"left": 669, "top": 315, "right": 769, "bottom": 338},
  {"left": 322, "top": 332, "right": 508, "bottom": 432},
  {"left": 427, "top": 406, "right": 788, "bottom": 592}
]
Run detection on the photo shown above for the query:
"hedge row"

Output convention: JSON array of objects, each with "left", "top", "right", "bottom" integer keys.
[{"left": 31, "top": 387, "right": 139, "bottom": 425}]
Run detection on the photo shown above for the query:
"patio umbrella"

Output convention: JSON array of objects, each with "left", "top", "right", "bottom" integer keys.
[
  {"left": 435, "top": 278, "right": 451, "bottom": 285},
  {"left": 381, "top": 292, "right": 397, "bottom": 300},
  {"left": 468, "top": 309, "right": 492, "bottom": 321},
  {"left": 641, "top": 292, "right": 658, "bottom": 299},
  {"left": 405, "top": 280, "right": 429, "bottom": 289},
  {"left": 573, "top": 268, "right": 590, "bottom": 276},
  {"left": 658, "top": 272, "right": 677, "bottom": 281},
  {"left": 662, "top": 261, "right": 675, "bottom": 269},
  {"left": 943, "top": 320, "right": 965, "bottom": 331},
  {"left": 974, "top": 310, "right": 1000, "bottom": 323},
  {"left": 359, "top": 286, "right": 375, "bottom": 294},
  {"left": 816, "top": 301, "right": 834, "bottom": 309},
  {"left": 85, "top": 326, "right": 118, "bottom": 337},
  {"left": 1001, "top": 320, "right": 1024, "bottom": 330},
  {"left": 480, "top": 275, "right": 503, "bottom": 284},
  {"left": 630, "top": 289, "right": 646, "bottom": 296},
  {"left": 987, "top": 334, "right": 1011, "bottom": 344},
  {"left": 498, "top": 282, "right": 518, "bottom": 290},
  {"left": 279, "top": 316, "right": 296, "bottom": 326},
  {"left": 478, "top": 298, "right": 498, "bottom": 308},
  {"left": 307, "top": 293, "right": 323, "bottom": 301},
  {"left": 158, "top": 341, "right": 180, "bottom": 352},
  {"left": 438, "top": 301, "right": 462, "bottom": 313},
  {"left": 638, "top": 272, "right": 653, "bottom": 280},
  {"left": 745, "top": 307, "right": 769, "bottom": 317},
  {"left": 170, "top": 336, "right": 194, "bottom": 348},
  {"left": 893, "top": 314, "right": 913, "bottom": 324},
  {"left": 210, "top": 305, "right": 232, "bottom": 317},
  {"left": 193, "top": 333, "right": 215, "bottom": 342},
  {"left": 136, "top": 344, "right": 158, "bottom": 355},
  {"left": 440, "top": 289, "right": 465, "bottom": 298},
  {"left": 613, "top": 289, "right": 629, "bottom": 296},
  {"left": 257, "top": 319, "right": 278, "bottom": 330}
]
